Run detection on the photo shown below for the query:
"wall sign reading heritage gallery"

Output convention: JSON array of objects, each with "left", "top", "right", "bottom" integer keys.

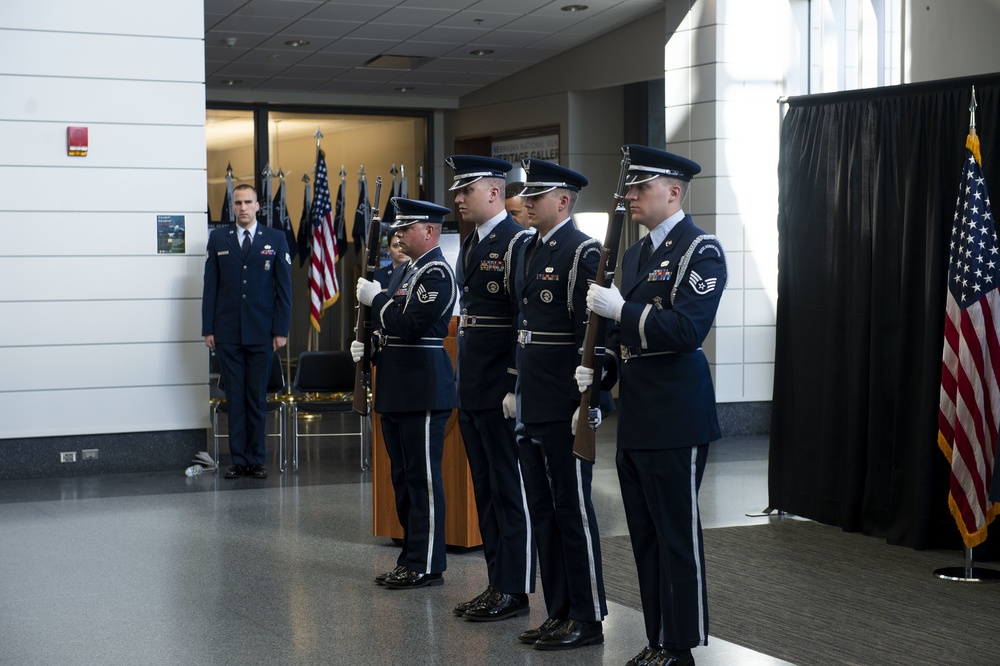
[{"left": 491, "top": 133, "right": 559, "bottom": 164}]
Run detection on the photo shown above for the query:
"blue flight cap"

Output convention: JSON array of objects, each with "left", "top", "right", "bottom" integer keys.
[
  {"left": 518, "top": 159, "right": 589, "bottom": 197},
  {"left": 389, "top": 197, "right": 451, "bottom": 228},
  {"left": 446, "top": 155, "right": 513, "bottom": 191},
  {"left": 624, "top": 145, "right": 702, "bottom": 185}
]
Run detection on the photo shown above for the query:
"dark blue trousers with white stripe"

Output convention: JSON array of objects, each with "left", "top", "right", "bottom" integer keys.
[
  {"left": 379, "top": 410, "right": 450, "bottom": 574},
  {"left": 517, "top": 421, "right": 607, "bottom": 622},
  {"left": 617, "top": 444, "right": 709, "bottom": 651}
]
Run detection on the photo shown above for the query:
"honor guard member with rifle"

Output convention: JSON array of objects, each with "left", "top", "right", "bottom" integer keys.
[
  {"left": 580, "top": 146, "right": 727, "bottom": 666},
  {"left": 202, "top": 183, "right": 292, "bottom": 480},
  {"left": 353, "top": 198, "right": 458, "bottom": 590},
  {"left": 448, "top": 155, "right": 536, "bottom": 622},
  {"left": 511, "top": 159, "right": 607, "bottom": 651}
]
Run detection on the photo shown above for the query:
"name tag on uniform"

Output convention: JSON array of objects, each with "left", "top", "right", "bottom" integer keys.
[{"left": 217, "top": 250, "right": 229, "bottom": 256}]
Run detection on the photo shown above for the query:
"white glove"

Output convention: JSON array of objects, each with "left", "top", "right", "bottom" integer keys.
[
  {"left": 356, "top": 278, "right": 382, "bottom": 306},
  {"left": 571, "top": 405, "right": 601, "bottom": 436},
  {"left": 575, "top": 365, "right": 594, "bottom": 392},
  {"left": 587, "top": 282, "right": 625, "bottom": 321},
  {"left": 502, "top": 393, "right": 516, "bottom": 420},
  {"left": 350, "top": 340, "right": 365, "bottom": 363}
]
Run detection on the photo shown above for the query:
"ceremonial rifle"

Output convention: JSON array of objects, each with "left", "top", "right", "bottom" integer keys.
[
  {"left": 352, "top": 176, "right": 382, "bottom": 415},
  {"left": 572, "top": 147, "right": 631, "bottom": 463}
]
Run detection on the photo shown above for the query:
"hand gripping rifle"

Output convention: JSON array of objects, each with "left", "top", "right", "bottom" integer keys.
[
  {"left": 572, "top": 147, "right": 630, "bottom": 463},
  {"left": 353, "top": 176, "right": 383, "bottom": 415}
]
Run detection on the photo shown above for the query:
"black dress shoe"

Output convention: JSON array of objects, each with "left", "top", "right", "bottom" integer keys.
[
  {"left": 384, "top": 570, "right": 443, "bottom": 589},
  {"left": 374, "top": 565, "right": 407, "bottom": 586},
  {"left": 463, "top": 592, "right": 529, "bottom": 622},
  {"left": 651, "top": 651, "right": 695, "bottom": 666},
  {"left": 533, "top": 619, "right": 603, "bottom": 651},
  {"left": 246, "top": 464, "right": 268, "bottom": 479},
  {"left": 627, "top": 645, "right": 663, "bottom": 666},
  {"left": 453, "top": 586, "right": 493, "bottom": 616},
  {"left": 224, "top": 465, "right": 246, "bottom": 479},
  {"left": 517, "top": 617, "right": 565, "bottom": 645}
]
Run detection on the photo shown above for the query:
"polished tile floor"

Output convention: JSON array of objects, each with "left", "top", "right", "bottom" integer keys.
[{"left": 0, "top": 414, "right": 793, "bottom": 666}]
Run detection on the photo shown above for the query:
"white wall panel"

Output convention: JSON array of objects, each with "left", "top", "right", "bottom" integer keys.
[
  {"left": 0, "top": 212, "right": 209, "bottom": 257},
  {"left": 2, "top": 167, "right": 205, "bottom": 212},
  {"left": 0, "top": 342, "right": 205, "bottom": 392},
  {"left": 1, "top": 256, "right": 206, "bottom": 301},
  {"left": 0, "top": 77, "right": 205, "bottom": 125},
  {"left": 0, "top": 301, "right": 203, "bottom": 347},
  {"left": 0, "top": 0, "right": 204, "bottom": 38},
  {"left": 3, "top": 30, "right": 203, "bottom": 82},
  {"left": 0, "top": 385, "right": 210, "bottom": 439},
  {"left": 0, "top": 123, "right": 207, "bottom": 170}
]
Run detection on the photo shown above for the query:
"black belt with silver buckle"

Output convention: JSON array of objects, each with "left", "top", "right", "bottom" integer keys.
[
  {"left": 620, "top": 345, "right": 677, "bottom": 360},
  {"left": 381, "top": 335, "right": 445, "bottom": 349},
  {"left": 518, "top": 330, "right": 575, "bottom": 347},
  {"left": 459, "top": 313, "right": 512, "bottom": 328}
]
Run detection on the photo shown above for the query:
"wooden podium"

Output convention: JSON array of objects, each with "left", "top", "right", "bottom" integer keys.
[{"left": 371, "top": 318, "right": 482, "bottom": 548}]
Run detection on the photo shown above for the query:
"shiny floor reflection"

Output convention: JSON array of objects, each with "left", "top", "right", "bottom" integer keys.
[{"left": 0, "top": 414, "right": 793, "bottom": 665}]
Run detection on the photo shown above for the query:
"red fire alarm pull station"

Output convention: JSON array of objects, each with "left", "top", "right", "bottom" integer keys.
[{"left": 67, "top": 126, "right": 88, "bottom": 156}]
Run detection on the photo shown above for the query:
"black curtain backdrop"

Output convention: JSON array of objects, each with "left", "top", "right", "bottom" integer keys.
[{"left": 770, "top": 73, "right": 1000, "bottom": 552}]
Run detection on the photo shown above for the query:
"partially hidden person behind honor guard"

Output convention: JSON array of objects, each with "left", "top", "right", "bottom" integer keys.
[
  {"left": 373, "top": 234, "right": 408, "bottom": 290},
  {"left": 511, "top": 159, "right": 607, "bottom": 650},
  {"left": 579, "top": 146, "right": 727, "bottom": 666},
  {"left": 352, "top": 198, "right": 458, "bottom": 590},
  {"left": 202, "top": 183, "right": 292, "bottom": 480},
  {"left": 448, "top": 155, "right": 536, "bottom": 622},
  {"left": 504, "top": 181, "right": 530, "bottom": 227}
]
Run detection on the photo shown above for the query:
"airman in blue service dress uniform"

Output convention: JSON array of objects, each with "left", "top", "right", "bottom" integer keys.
[
  {"left": 202, "top": 183, "right": 292, "bottom": 480},
  {"left": 353, "top": 198, "right": 458, "bottom": 590},
  {"left": 447, "top": 155, "right": 536, "bottom": 623},
  {"left": 511, "top": 159, "right": 607, "bottom": 651},
  {"left": 582, "top": 146, "right": 727, "bottom": 666}
]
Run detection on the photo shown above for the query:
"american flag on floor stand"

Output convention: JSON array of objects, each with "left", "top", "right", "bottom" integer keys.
[
  {"left": 308, "top": 147, "right": 340, "bottom": 331},
  {"left": 938, "top": 87, "right": 1000, "bottom": 552}
]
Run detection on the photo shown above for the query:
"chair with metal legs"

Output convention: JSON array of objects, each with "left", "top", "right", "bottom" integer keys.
[{"left": 289, "top": 350, "right": 369, "bottom": 471}]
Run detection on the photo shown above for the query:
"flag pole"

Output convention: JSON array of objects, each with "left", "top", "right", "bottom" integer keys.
[
  {"left": 933, "top": 85, "right": 1000, "bottom": 583},
  {"left": 276, "top": 168, "right": 294, "bottom": 393}
]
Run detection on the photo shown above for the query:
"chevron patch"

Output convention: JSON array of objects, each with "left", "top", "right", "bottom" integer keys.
[{"left": 688, "top": 270, "right": 718, "bottom": 295}]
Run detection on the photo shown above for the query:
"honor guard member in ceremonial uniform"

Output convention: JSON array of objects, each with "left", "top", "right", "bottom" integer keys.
[
  {"left": 580, "top": 146, "right": 727, "bottom": 666},
  {"left": 448, "top": 155, "right": 536, "bottom": 622},
  {"left": 202, "top": 183, "right": 292, "bottom": 480},
  {"left": 511, "top": 159, "right": 607, "bottom": 651},
  {"left": 353, "top": 198, "right": 458, "bottom": 590}
]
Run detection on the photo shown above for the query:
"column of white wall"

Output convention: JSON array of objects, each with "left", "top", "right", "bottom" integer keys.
[
  {"left": 664, "top": 0, "right": 804, "bottom": 403},
  {"left": 0, "top": 0, "right": 208, "bottom": 438}
]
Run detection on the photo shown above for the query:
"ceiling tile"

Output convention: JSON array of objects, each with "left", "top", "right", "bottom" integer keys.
[
  {"left": 234, "top": 0, "right": 320, "bottom": 20},
  {"left": 306, "top": 3, "right": 393, "bottom": 22},
  {"left": 410, "top": 25, "right": 489, "bottom": 45},
  {"left": 276, "top": 18, "right": 364, "bottom": 39}
]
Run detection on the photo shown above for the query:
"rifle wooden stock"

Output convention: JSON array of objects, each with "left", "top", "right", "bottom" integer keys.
[
  {"left": 572, "top": 149, "right": 631, "bottom": 463},
  {"left": 353, "top": 176, "right": 382, "bottom": 415}
]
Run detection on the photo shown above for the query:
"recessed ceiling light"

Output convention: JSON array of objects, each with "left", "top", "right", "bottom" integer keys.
[
  {"left": 395, "top": 86, "right": 415, "bottom": 93},
  {"left": 470, "top": 49, "right": 494, "bottom": 56},
  {"left": 222, "top": 79, "right": 242, "bottom": 86},
  {"left": 284, "top": 39, "right": 310, "bottom": 47},
  {"left": 561, "top": 4, "right": 589, "bottom": 11}
]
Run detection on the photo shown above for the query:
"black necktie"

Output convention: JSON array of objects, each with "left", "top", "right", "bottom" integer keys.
[
  {"left": 638, "top": 235, "right": 652, "bottom": 269},
  {"left": 465, "top": 231, "right": 479, "bottom": 270},
  {"left": 525, "top": 237, "right": 543, "bottom": 275},
  {"left": 242, "top": 231, "right": 252, "bottom": 257}
]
